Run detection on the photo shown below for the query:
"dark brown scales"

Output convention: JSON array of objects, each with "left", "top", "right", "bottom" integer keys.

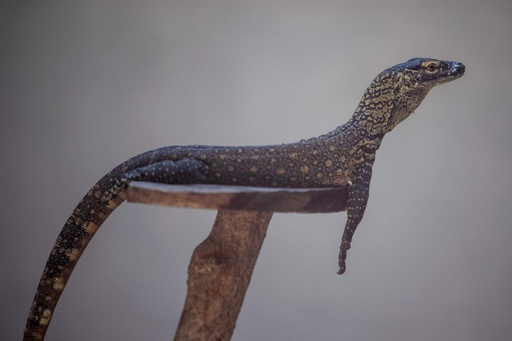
[{"left": 24, "top": 58, "right": 464, "bottom": 340}]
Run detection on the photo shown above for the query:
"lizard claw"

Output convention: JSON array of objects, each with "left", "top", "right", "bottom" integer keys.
[{"left": 337, "top": 263, "right": 346, "bottom": 275}]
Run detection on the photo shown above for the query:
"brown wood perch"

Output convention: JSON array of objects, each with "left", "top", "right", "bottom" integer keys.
[{"left": 127, "top": 182, "right": 348, "bottom": 341}]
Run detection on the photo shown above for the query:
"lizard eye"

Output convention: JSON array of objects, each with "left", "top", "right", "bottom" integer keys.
[{"left": 424, "top": 62, "right": 439, "bottom": 74}]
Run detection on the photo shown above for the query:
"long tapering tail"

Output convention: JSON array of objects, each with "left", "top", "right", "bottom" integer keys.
[
  {"left": 23, "top": 148, "right": 168, "bottom": 340},
  {"left": 23, "top": 180, "right": 126, "bottom": 340}
]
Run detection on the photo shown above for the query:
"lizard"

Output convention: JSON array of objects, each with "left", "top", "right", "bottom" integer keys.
[{"left": 24, "top": 57, "right": 465, "bottom": 340}]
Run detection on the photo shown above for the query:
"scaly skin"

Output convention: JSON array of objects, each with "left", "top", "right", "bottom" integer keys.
[{"left": 24, "top": 57, "right": 464, "bottom": 340}]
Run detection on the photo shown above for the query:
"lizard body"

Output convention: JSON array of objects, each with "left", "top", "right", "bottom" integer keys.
[{"left": 24, "top": 58, "right": 464, "bottom": 340}]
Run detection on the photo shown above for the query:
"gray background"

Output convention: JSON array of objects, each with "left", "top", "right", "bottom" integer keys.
[{"left": 2, "top": 1, "right": 511, "bottom": 340}]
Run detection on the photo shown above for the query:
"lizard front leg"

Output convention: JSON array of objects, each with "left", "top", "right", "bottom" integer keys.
[{"left": 338, "top": 159, "right": 374, "bottom": 274}]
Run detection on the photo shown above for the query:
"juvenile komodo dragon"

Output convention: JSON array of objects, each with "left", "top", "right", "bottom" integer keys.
[{"left": 24, "top": 57, "right": 465, "bottom": 340}]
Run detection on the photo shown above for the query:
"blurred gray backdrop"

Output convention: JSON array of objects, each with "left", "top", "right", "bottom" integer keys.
[{"left": 2, "top": 1, "right": 512, "bottom": 340}]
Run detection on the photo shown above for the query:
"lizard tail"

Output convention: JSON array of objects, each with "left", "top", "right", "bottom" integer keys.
[{"left": 23, "top": 149, "right": 159, "bottom": 340}]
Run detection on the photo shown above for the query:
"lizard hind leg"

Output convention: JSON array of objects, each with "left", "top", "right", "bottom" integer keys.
[
  {"left": 102, "top": 158, "right": 207, "bottom": 201},
  {"left": 121, "top": 158, "right": 208, "bottom": 187}
]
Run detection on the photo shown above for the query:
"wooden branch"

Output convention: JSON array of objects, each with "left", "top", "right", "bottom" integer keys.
[
  {"left": 174, "top": 210, "right": 272, "bottom": 340},
  {"left": 126, "top": 182, "right": 348, "bottom": 341},
  {"left": 127, "top": 183, "right": 348, "bottom": 213}
]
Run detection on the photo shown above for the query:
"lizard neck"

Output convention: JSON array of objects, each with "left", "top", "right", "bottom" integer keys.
[{"left": 345, "top": 71, "right": 431, "bottom": 137}]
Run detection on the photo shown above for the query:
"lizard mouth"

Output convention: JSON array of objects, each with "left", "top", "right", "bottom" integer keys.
[{"left": 433, "top": 61, "right": 465, "bottom": 86}]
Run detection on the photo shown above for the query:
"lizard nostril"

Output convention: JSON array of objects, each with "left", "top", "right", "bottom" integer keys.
[{"left": 453, "top": 62, "right": 466, "bottom": 74}]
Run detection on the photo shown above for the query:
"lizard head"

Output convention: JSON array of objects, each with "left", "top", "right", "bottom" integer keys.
[
  {"left": 396, "top": 57, "right": 466, "bottom": 90},
  {"left": 387, "top": 57, "right": 465, "bottom": 132},
  {"left": 354, "top": 58, "right": 465, "bottom": 135}
]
